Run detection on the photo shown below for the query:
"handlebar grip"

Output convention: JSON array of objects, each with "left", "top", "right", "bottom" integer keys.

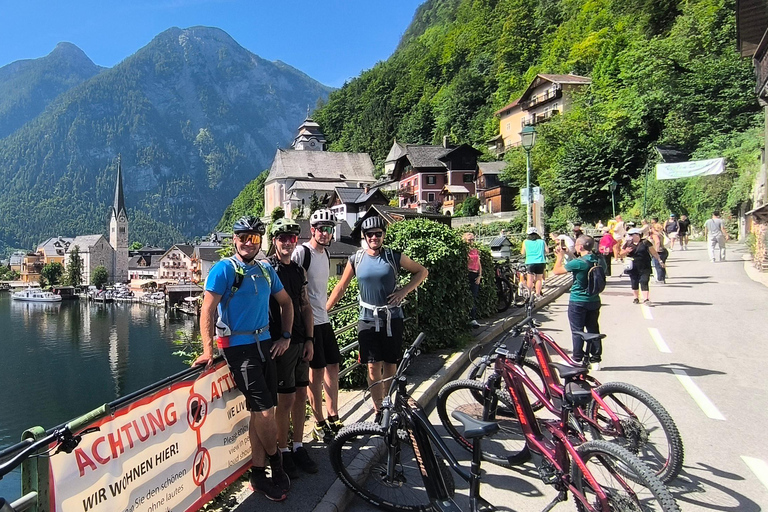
[
  {"left": 67, "top": 404, "right": 108, "bottom": 433},
  {"left": 511, "top": 316, "right": 532, "bottom": 332},
  {"left": 411, "top": 332, "right": 426, "bottom": 353}
]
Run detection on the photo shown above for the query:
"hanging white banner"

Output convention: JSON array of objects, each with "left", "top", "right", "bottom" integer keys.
[{"left": 656, "top": 157, "right": 725, "bottom": 180}]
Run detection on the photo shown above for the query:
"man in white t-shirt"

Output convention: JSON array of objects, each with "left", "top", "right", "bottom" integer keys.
[
  {"left": 291, "top": 209, "right": 342, "bottom": 443},
  {"left": 704, "top": 210, "right": 728, "bottom": 262}
]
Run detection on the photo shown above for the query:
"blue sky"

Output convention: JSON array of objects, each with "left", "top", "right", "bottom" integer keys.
[{"left": 0, "top": 0, "right": 424, "bottom": 87}]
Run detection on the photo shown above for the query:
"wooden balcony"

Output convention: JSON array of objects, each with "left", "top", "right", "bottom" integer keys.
[
  {"left": 756, "top": 29, "right": 768, "bottom": 104},
  {"left": 398, "top": 184, "right": 415, "bottom": 197},
  {"left": 521, "top": 87, "right": 562, "bottom": 110}
]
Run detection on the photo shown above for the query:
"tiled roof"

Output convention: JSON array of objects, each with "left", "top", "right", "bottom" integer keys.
[
  {"left": 334, "top": 187, "right": 365, "bottom": 204},
  {"left": 478, "top": 161, "right": 508, "bottom": 175},
  {"left": 129, "top": 255, "right": 160, "bottom": 270},
  {"left": 495, "top": 99, "right": 521, "bottom": 115},
  {"left": 443, "top": 185, "right": 472, "bottom": 195},
  {"left": 385, "top": 141, "right": 407, "bottom": 162},
  {"left": 266, "top": 149, "right": 377, "bottom": 183},
  {"left": 168, "top": 244, "right": 194, "bottom": 257},
  {"left": 195, "top": 247, "right": 221, "bottom": 262},
  {"left": 538, "top": 74, "right": 592, "bottom": 84},
  {"left": 288, "top": 181, "right": 341, "bottom": 192},
  {"left": 69, "top": 235, "right": 110, "bottom": 252},
  {"left": 37, "top": 237, "right": 74, "bottom": 257},
  {"left": 404, "top": 145, "right": 451, "bottom": 168}
]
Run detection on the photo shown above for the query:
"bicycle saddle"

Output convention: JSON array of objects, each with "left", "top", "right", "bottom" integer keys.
[
  {"left": 574, "top": 332, "right": 606, "bottom": 342},
  {"left": 451, "top": 411, "right": 500, "bottom": 439},
  {"left": 551, "top": 362, "right": 588, "bottom": 379}
]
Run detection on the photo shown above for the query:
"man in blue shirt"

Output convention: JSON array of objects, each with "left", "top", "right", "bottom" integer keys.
[{"left": 194, "top": 215, "right": 295, "bottom": 502}]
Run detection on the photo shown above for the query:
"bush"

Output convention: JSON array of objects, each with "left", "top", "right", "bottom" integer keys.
[
  {"left": 463, "top": 196, "right": 481, "bottom": 217},
  {"left": 327, "top": 276, "right": 368, "bottom": 388}
]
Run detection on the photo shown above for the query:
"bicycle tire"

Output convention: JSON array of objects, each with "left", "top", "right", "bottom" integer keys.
[
  {"left": 329, "top": 422, "right": 455, "bottom": 512},
  {"left": 437, "top": 379, "right": 530, "bottom": 468},
  {"left": 585, "top": 381, "right": 684, "bottom": 484},
  {"left": 496, "top": 278, "right": 512, "bottom": 313},
  {"left": 467, "top": 358, "right": 546, "bottom": 412},
  {"left": 572, "top": 440, "right": 680, "bottom": 512}
]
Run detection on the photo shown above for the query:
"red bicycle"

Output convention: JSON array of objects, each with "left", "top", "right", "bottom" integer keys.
[{"left": 441, "top": 302, "right": 684, "bottom": 484}]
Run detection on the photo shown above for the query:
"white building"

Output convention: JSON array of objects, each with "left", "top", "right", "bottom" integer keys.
[{"left": 68, "top": 235, "right": 114, "bottom": 285}]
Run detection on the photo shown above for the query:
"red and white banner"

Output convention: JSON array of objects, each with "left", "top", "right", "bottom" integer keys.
[{"left": 49, "top": 362, "right": 251, "bottom": 512}]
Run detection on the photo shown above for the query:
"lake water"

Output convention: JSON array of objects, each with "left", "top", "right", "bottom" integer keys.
[{"left": 0, "top": 292, "right": 192, "bottom": 502}]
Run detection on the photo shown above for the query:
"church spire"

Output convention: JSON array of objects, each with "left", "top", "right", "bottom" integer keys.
[{"left": 113, "top": 154, "right": 126, "bottom": 218}]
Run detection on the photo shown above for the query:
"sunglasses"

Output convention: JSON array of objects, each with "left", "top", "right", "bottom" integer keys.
[
  {"left": 316, "top": 226, "right": 334, "bottom": 234},
  {"left": 364, "top": 231, "right": 384, "bottom": 239},
  {"left": 236, "top": 233, "right": 262, "bottom": 245},
  {"left": 275, "top": 234, "right": 298, "bottom": 244}
]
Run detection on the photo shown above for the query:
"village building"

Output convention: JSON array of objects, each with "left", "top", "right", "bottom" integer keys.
[
  {"left": 20, "top": 253, "right": 45, "bottom": 284},
  {"left": 191, "top": 246, "right": 221, "bottom": 283},
  {"left": 490, "top": 74, "right": 591, "bottom": 156},
  {"left": 327, "top": 185, "right": 389, "bottom": 228},
  {"left": 36, "top": 237, "right": 74, "bottom": 265},
  {"left": 158, "top": 245, "right": 195, "bottom": 282},
  {"left": 476, "top": 161, "right": 516, "bottom": 214},
  {"left": 68, "top": 235, "right": 115, "bottom": 285},
  {"left": 9, "top": 252, "right": 25, "bottom": 274},
  {"left": 128, "top": 254, "right": 161, "bottom": 281},
  {"left": 263, "top": 117, "right": 377, "bottom": 216}
]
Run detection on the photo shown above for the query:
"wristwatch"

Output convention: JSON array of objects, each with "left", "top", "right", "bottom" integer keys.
[{"left": 281, "top": 331, "right": 292, "bottom": 340}]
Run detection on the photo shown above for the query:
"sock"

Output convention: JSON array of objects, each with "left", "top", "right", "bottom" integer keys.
[
  {"left": 280, "top": 446, "right": 291, "bottom": 453},
  {"left": 293, "top": 442, "right": 303, "bottom": 449},
  {"left": 316, "top": 420, "right": 326, "bottom": 427},
  {"left": 252, "top": 466, "right": 267, "bottom": 476},
  {"left": 268, "top": 451, "right": 282, "bottom": 466},
  {"left": 328, "top": 415, "right": 339, "bottom": 422}
]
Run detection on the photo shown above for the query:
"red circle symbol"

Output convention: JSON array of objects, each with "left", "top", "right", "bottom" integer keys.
[
  {"left": 192, "top": 447, "right": 211, "bottom": 486},
  {"left": 187, "top": 393, "right": 208, "bottom": 430}
]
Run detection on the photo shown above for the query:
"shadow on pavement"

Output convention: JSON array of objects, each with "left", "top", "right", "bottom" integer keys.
[
  {"left": 650, "top": 300, "right": 713, "bottom": 306},
  {"left": 602, "top": 362, "right": 725, "bottom": 377},
  {"left": 667, "top": 463, "right": 762, "bottom": 511}
]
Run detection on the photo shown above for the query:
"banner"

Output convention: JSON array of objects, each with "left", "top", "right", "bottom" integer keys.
[
  {"left": 656, "top": 157, "right": 725, "bottom": 180},
  {"left": 49, "top": 362, "right": 251, "bottom": 512}
]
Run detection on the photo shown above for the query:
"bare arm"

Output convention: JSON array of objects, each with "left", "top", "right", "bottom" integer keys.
[
  {"left": 326, "top": 261, "right": 355, "bottom": 311},
  {"left": 552, "top": 247, "right": 567, "bottom": 275},
  {"left": 299, "top": 279, "right": 314, "bottom": 361},
  {"left": 271, "top": 289, "right": 294, "bottom": 358},
  {"left": 194, "top": 290, "right": 222, "bottom": 366},
  {"left": 388, "top": 254, "right": 428, "bottom": 305}
]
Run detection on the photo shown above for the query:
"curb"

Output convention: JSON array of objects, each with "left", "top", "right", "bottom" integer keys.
[{"left": 311, "top": 275, "right": 572, "bottom": 512}]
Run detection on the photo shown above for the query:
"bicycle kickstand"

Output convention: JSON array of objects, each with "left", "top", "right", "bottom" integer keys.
[{"left": 541, "top": 490, "right": 567, "bottom": 512}]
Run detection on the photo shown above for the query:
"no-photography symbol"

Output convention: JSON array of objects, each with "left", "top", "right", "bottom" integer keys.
[
  {"left": 192, "top": 448, "right": 211, "bottom": 486},
  {"left": 187, "top": 393, "right": 208, "bottom": 430}
]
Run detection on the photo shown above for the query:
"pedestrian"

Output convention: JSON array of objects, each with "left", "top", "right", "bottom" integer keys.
[
  {"left": 572, "top": 222, "right": 584, "bottom": 240},
  {"left": 521, "top": 227, "right": 548, "bottom": 297},
  {"left": 291, "top": 209, "right": 342, "bottom": 443},
  {"left": 552, "top": 235, "right": 606, "bottom": 370},
  {"left": 194, "top": 215, "right": 294, "bottom": 501},
  {"left": 704, "top": 210, "right": 729, "bottom": 262},
  {"left": 620, "top": 227, "right": 665, "bottom": 305},
  {"left": 596, "top": 219, "right": 605, "bottom": 231},
  {"left": 462, "top": 232, "right": 482, "bottom": 328},
  {"left": 649, "top": 222, "right": 668, "bottom": 283},
  {"left": 266, "top": 218, "right": 318, "bottom": 478},
  {"left": 664, "top": 214, "right": 679, "bottom": 251},
  {"left": 612, "top": 215, "right": 626, "bottom": 260},
  {"left": 598, "top": 227, "right": 616, "bottom": 277},
  {"left": 550, "top": 231, "right": 575, "bottom": 263},
  {"left": 640, "top": 219, "right": 651, "bottom": 238},
  {"left": 327, "top": 216, "right": 428, "bottom": 420},
  {"left": 678, "top": 214, "right": 691, "bottom": 250}
]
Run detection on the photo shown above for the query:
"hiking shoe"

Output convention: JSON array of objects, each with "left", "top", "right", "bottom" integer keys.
[
  {"left": 250, "top": 469, "right": 287, "bottom": 502},
  {"left": 281, "top": 450, "right": 300, "bottom": 479},
  {"left": 328, "top": 418, "right": 345, "bottom": 434},
  {"left": 643, "top": 299, "right": 651, "bottom": 305},
  {"left": 311, "top": 422, "right": 335, "bottom": 443},
  {"left": 294, "top": 446, "right": 318, "bottom": 474},
  {"left": 632, "top": 298, "right": 640, "bottom": 304},
  {"left": 269, "top": 454, "right": 291, "bottom": 494}
]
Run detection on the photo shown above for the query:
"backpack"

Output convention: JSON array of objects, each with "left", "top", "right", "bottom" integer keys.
[
  {"left": 220, "top": 256, "right": 271, "bottom": 312},
  {"left": 351, "top": 247, "right": 399, "bottom": 281},
  {"left": 299, "top": 244, "right": 330, "bottom": 273},
  {"left": 586, "top": 259, "right": 606, "bottom": 296}
]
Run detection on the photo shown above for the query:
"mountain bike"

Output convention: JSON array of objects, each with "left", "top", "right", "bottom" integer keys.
[
  {"left": 329, "top": 333, "right": 501, "bottom": 512},
  {"left": 0, "top": 405, "right": 107, "bottom": 512},
  {"left": 438, "top": 347, "right": 680, "bottom": 511},
  {"left": 447, "top": 300, "right": 684, "bottom": 483},
  {"left": 494, "top": 260, "right": 514, "bottom": 313},
  {"left": 511, "top": 262, "right": 530, "bottom": 307}
]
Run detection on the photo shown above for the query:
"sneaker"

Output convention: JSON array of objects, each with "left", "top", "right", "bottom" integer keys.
[
  {"left": 250, "top": 469, "right": 287, "bottom": 502},
  {"left": 311, "top": 422, "right": 335, "bottom": 443},
  {"left": 632, "top": 298, "right": 640, "bottom": 304},
  {"left": 293, "top": 447, "right": 319, "bottom": 474},
  {"left": 643, "top": 299, "right": 651, "bottom": 305},
  {"left": 269, "top": 454, "right": 291, "bottom": 494},
  {"left": 590, "top": 362, "right": 601, "bottom": 371},
  {"left": 328, "top": 417, "right": 345, "bottom": 434},
  {"left": 281, "top": 450, "right": 300, "bottom": 479},
  {"left": 469, "top": 319, "right": 480, "bottom": 328},
  {"left": 711, "top": 258, "right": 716, "bottom": 263}
]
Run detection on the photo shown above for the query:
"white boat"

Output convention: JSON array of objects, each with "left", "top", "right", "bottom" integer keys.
[{"left": 12, "top": 288, "right": 63, "bottom": 302}]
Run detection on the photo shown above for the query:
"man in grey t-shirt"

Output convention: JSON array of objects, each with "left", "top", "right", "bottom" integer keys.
[{"left": 704, "top": 210, "right": 728, "bottom": 262}]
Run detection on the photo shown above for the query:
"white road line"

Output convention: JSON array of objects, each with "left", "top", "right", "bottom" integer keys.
[
  {"left": 647, "top": 328, "right": 671, "bottom": 353},
  {"left": 741, "top": 456, "right": 768, "bottom": 492},
  {"left": 641, "top": 304, "right": 653, "bottom": 320},
  {"left": 671, "top": 368, "right": 726, "bottom": 420}
]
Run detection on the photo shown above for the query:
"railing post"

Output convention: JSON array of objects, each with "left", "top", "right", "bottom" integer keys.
[{"left": 20, "top": 426, "right": 49, "bottom": 512}]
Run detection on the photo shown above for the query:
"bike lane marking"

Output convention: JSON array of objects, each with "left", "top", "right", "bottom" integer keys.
[
  {"left": 671, "top": 368, "right": 726, "bottom": 420},
  {"left": 641, "top": 304, "right": 653, "bottom": 320},
  {"left": 647, "top": 328, "right": 671, "bottom": 353},
  {"left": 741, "top": 456, "right": 768, "bottom": 493}
]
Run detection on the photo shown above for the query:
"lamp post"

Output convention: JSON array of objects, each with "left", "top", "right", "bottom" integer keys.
[
  {"left": 520, "top": 125, "right": 537, "bottom": 229},
  {"left": 609, "top": 180, "right": 618, "bottom": 218}
]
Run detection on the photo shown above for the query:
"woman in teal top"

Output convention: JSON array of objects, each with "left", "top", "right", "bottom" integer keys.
[{"left": 520, "top": 227, "right": 548, "bottom": 296}]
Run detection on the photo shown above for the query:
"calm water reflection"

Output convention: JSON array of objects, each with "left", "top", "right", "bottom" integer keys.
[{"left": 0, "top": 292, "right": 192, "bottom": 501}]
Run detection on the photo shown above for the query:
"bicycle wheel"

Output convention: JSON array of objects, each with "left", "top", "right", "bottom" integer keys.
[
  {"left": 329, "top": 422, "right": 455, "bottom": 512},
  {"left": 496, "top": 278, "right": 512, "bottom": 312},
  {"left": 467, "top": 358, "right": 547, "bottom": 413},
  {"left": 584, "top": 381, "right": 684, "bottom": 484},
  {"left": 572, "top": 440, "right": 680, "bottom": 512},
  {"left": 437, "top": 379, "right": 530, "bottom": 468}
]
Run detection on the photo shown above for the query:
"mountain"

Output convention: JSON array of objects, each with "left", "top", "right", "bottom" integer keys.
[
  {"left": 0, "top": 26, "right": 333, "bottom": 249},
  {"left": 0, "top": 42, "right": 104, "bottom": 139}
]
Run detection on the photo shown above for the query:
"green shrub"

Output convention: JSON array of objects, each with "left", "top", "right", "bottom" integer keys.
[{"left": 327, "top": 276, "right": 368, "bottom": 388}]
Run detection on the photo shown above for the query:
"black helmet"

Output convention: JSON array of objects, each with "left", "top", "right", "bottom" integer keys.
[
  {"left": 233, "top": 215, "right": 266, "bottom": 235},
  {"left": 361, "top": 216, "right": 387, "bottom": 233}
]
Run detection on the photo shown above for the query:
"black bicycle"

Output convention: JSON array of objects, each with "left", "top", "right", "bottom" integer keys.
[
  {"left": 0, "top": 405, "right": 107, "bottom": 512},
  {"left": 329, "top": 333, "right": 502, "bottom": 512}
]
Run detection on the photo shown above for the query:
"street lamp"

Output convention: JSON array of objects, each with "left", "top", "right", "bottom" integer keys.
[{"left": 520, "top": 125, "right": 537, "bottom": 229}]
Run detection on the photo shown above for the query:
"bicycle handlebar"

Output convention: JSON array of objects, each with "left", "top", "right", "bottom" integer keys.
[{"left": 67, "top": 404, "right": 108, "bottom": 433}]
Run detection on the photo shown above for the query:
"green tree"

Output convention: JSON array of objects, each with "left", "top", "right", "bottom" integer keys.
[
  {"left": 462, "top": 196, "right": 481, "bottom": 217},
  {"left": 309, "top": 193, "right": 323, "bottom": 216},
  {"left": 129, "top": 241, "right": 143, "bottom": 251},
  {"left": 64, "top": 246, "right": 83, "bottom": 286},
  {"left": 271, "top": 206, "right": 285, "bottom": 222},
  {"left": 40, "top": 262, "right": 64, "bottom": 287},
  {"left": 91, "top": 265, "right": 109, "bottom": 289}
]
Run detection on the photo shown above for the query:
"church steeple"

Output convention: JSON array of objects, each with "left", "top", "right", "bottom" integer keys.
[
  {"left": 110, "top": 155, "right": 129, "bottom": 283},
  {"left": 113, "top": 154, "right": 126, "bottom": 218},
  {"left": 291, "top": 117, "right": 327, "bottom": 151}
]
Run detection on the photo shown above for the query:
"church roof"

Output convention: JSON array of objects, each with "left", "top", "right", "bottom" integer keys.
[
  {"left": 112, "top": 157, "right": 126, "bottom": 218},
  {"left": 385, "top": 141, "right": 407, "bottom": 163},
  {"left": 69, "top": 235, "right": 111, "bottom": 253},
  {"left": 266, "top": 149, "right": 377, "bottom": 183}
]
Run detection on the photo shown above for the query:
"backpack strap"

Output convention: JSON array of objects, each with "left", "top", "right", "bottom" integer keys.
[
  {"left": 354, "top": 247, "right": 401, "bottom": 337},
  {"left": 301, "top": 244, "right": 312, "bottom": 273},
  {"left": 218, "top": 257, "right": 272, "bottom": 336}
]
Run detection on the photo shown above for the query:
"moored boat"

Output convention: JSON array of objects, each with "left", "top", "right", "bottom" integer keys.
[{"left": 12, "top": 287, "right": 63, "bottom": 302}]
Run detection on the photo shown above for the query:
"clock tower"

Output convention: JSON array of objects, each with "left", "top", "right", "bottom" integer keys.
[{"left": 109, "top": 156, "right": 129, "bottom": 282}]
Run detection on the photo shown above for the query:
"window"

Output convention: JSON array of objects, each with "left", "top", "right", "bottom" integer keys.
[
  {"left": 426, "top": 175, "right": 436, "bottom": 185},
  {"left": 427, "top": 192, "right": 435, "bottom": 202},
  {"left": 463, "top": 174, "right": 474, "bottom": 183},
  {"left": 336, "top": 263, "right": 345, "bottom": 276},
  {"left": 506, "top": 123, "right": 511, "bottom": 131}
]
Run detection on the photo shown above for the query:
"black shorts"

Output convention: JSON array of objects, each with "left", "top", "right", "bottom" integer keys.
[
  {"left": 358, "top": 318, "right": 404, "bottom": 364},
  {"left": 275, "top": 343, "right": 310, "bottom": 394},
  {"left": 629, "top": 270, "right": 651, "bottom": 291},
  {"left": 310, "top": 323, "right": 341, "bottom": 369},
  {"left": 526, "top": 263, "right": 546, "bottom": 275},
  {"left": 223, "top": 341, "right": 277, "bottom": 412}
]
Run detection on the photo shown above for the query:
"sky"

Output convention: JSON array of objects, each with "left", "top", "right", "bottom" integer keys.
[{"left": 0, "top": 0, "right": 425, "bottom": 87}]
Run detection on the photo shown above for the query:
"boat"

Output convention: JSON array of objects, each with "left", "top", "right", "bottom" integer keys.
[
  {"left": 0, "top": 282, "right": 10, "bottom": 291},
  {"left": 12, "top": 287, "right": 63, "bottom": 302}
]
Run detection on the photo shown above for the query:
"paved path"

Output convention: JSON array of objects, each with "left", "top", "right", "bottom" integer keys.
[{"left": 342, "top": 241, "right": 768, "bottom": 512}]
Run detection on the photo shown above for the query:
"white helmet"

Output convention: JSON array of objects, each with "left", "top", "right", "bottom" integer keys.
[
  {"left": 310, "top": 209, "right": 337, "bottom": 227},
  {"left": 527, "top": 227, "right": 538, "bottom": 235}
]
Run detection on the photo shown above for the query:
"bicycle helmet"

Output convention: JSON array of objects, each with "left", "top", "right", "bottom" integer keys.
[
  {"left": 310, "top": 209, "right": 337, "bottom": 227},
  {"left": 361, "top": 216, "right": 387, "bottom": 233},
  {"left": 526, "top": 227, "right": 538, "bottom": 235},
  {"left": 270, "top": 218, "right": 301, "bottom": 237},
  {"left": 233, "top": 215, "right": 266, "bottom": 235}
]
